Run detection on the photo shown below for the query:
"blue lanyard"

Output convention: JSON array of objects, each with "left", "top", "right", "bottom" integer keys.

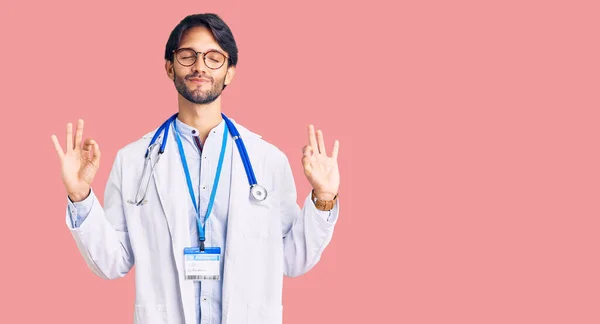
[{"left": 173, "top": 119, "right": 229, "bottom": 251}]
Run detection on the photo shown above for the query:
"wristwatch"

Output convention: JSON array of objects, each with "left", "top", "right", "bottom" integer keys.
[{"left": 311, "top": 190, "right": 338, "bottom": 211}]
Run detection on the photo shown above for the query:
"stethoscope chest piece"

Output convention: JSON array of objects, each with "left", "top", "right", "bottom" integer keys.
[{"left": 250, "top": 184, "right": 268, "bottom": 201}]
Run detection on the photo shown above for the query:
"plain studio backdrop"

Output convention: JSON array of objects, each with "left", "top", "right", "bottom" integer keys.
[{"left": 0, "top": 0, "right": 599, "bottom": 323}]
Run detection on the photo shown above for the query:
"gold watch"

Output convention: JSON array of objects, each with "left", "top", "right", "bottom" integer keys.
[{"left": 311, "top": 190, "right": 338, "bottom": 211}]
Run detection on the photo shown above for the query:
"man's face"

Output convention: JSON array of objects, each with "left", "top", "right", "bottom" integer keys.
[{"left": 167, "top": 26, "right": 235, "bottom": 104}]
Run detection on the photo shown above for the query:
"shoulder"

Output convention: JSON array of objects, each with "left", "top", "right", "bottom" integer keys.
[
  {"left": 234, "top": 119, "right": 289, "bottom": 165},
  {"left": 110, "top": 116, "right": 290, "bottom": 167},
  {"left": 112, "top": 127, "right": 160, "bottom": 162}
]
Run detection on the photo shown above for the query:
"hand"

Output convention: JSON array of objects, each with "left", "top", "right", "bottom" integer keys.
[
  {"left": 301, "top": 125, "right": 340, "bottom": 200},
  {"left": 51, "top": 119, "right": 101, "bottom": 202}
]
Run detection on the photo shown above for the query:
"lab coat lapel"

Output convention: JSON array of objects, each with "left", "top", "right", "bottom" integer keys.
[
  {"left": 222, "top": 121, "right": 257, "bottom": 324},
  {"left": 150, "top": 124, "right": 196, "bottom": 324}
]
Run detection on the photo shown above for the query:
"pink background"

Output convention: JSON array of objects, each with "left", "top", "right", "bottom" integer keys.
[{"left": 1, "top": 0, "right": 599, "bottom": 323}]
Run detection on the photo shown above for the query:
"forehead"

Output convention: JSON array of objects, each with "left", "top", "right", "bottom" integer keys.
[{"left": 178, "top": 26, "right": 224, "bottom": 52}]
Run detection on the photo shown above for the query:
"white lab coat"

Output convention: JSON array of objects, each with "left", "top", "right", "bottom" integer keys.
[{"left": 65, "top": 119, "right": 339, "bottom": 324}]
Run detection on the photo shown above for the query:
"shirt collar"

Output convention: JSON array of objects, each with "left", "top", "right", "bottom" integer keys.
[
  {"left": 142, "top": 115, "right": 261, "bottom": 141},
  {"left": 174, "top": 116, "right": 226, "bottom": 140}
]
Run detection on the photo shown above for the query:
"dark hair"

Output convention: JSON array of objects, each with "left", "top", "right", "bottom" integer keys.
[{"left": 164, "top": 13, "right": 238, "bottom": 67}]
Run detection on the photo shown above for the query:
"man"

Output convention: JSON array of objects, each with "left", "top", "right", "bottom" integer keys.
[{"left": 50, "top": 13, "right": 340, "bottom": 324}]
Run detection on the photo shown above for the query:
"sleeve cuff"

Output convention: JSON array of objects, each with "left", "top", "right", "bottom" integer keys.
[
  {"left": 317, "top": 210, "right": 332, "bottom": 222},
  {"left": 67, "top": 188, "right": 95, "bottom": 228},
  {"left": 305, "top": 192, "right": 339, "bottom": 225}
]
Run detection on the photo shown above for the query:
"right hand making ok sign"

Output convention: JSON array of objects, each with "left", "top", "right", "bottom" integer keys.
[{"left": 51, "top": 119, "right": 101, "bottom": 202}]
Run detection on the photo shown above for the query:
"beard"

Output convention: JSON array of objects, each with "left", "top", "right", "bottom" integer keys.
[{"left": 174, "top": 70, "right": 226, "bottom": 105}]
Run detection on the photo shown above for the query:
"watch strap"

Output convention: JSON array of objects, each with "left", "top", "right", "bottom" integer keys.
[{"left": 311, "top": 190, "right": 338, "bottom": 211}]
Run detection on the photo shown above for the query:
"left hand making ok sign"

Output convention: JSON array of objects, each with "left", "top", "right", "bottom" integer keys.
[{"left": 302, "top": 125, "right": 340, "bottom": 200}]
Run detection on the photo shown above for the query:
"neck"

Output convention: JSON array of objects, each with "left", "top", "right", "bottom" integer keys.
[{"left": 177, "top": 96, "right": 223, "bottom": 142}]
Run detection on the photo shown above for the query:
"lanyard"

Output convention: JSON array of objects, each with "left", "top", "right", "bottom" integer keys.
[{"left": 173, "top": 119, "right": 229, "bottom": 251}]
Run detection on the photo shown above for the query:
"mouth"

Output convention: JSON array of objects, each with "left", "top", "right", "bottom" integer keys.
[{"left": 188, "top": 77, "right": 211, "bottom": 84}]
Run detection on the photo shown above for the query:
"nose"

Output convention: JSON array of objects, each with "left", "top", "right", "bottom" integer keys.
[{"left": 191, "top": 54, "right": 208, "bottom": 74}]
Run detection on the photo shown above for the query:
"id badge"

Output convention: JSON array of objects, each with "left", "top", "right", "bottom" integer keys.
[{"left": 184, "top": 247, "right": 221, "bottom": 281}]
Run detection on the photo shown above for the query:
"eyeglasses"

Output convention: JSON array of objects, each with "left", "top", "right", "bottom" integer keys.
[{"left": 173, "top": 48, "right": 229, "bottom": 69}]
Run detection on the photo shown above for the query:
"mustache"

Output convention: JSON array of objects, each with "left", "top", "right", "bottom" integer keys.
[{"left": 185, "top": 73, "right": 213, "bottom": 82}]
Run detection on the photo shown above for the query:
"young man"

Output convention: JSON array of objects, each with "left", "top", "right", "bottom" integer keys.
[{"left": 51, "top": 13, "right": 340, "bottom": 324}]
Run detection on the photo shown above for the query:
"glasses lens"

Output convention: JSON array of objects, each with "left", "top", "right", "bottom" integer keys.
[
  {"left": 176, "top": 49, "right": 196, "bottom": 66},
  {"left": 204, "top": 51, "right": 226, "bottom": 69}
]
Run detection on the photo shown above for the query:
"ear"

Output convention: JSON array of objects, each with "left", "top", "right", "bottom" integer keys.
[
  {"left": 224, "top": 65, "right": 236, "bottom": 86},
  {"left": 165, "top": 60, "right": 175, "bottom": 81}
]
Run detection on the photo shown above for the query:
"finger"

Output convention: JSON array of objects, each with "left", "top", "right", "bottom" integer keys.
[
  {"left": 90, "top": 140, "right": 101, "bottom": 166},
  {"left": 302, "top": 145, "right": 313, "bottom": 157},
  {"left": 74, "top": 119, "right": 84, "bottom": 150},
  {"left": 66, "top": 123, "right": 73, "bottom": 152},
  {"left": 307, "top": 125, "right": 318, "bottom": 152},
  {"left": 316, "top": 129, "right": 326, "bottom": 155},
  {"left": 82, "top": 141, "right": 93, "bottom": 160},
  {"left": 51, "top": 135, "right": 65, "bottom": 160},
  {"left": 332, "top": 140, "right": 339, "bottom": 160},
  {"left": 302, "top": 156, "right": 312, "bottom": 175},
  {"left": 83, "top": 138, "right": 95, "bottom": 156},
  {"left": 82, "top": 138, "right": 94, "bottom": 161}
]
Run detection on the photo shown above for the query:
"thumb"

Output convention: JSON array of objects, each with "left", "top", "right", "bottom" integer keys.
[{"left": 302, "top": 156, "right": 312, "bottom": 176}]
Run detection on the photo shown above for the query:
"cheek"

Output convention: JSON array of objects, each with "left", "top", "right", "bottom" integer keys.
[
  {"left": 173, "top": 66, "right": 189, "bottom": 78},
  {"left": 217, "top": 72, "right": 229, "bottom": 83}
]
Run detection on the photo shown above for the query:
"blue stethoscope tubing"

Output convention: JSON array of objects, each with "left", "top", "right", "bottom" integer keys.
[
  {"left": 222, "top": 116, "right": 266, "bottom": 200},
  {"left": 127, "top": 112, "right": 267, "bottom": 206}
]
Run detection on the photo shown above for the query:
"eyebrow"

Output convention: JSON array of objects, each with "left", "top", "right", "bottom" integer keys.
[{"left": 178, "top": 46, "right": 225, "bottom": 54}]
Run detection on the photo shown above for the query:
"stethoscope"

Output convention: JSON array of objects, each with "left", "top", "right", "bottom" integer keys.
[{"left": 127, "top": 112, "right": 267, "bottom": 206}]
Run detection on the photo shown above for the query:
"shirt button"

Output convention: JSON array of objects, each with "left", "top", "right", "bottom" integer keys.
[
  {"left": 202, "top": 186, "right": 207, "bottom": 190},
  {"left": 192, "top": 130, "right": 196, "bottom": 134},
  {"left": 202, "top": 296, "right": 208, "bottom": 301}
]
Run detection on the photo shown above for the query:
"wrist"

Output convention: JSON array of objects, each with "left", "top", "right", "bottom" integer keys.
[
  {"left": 311, "top": 190, "right": 338, "bottom": 211},
  {"left": 69, "top": 188, "right": 91, "bottom": 202},
  {"left": 312, "top": 190, "right": 336, "bottom": 201}
]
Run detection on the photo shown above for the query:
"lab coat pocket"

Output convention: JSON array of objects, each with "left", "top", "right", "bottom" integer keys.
[
  {"left": 133, "top": 304, "right": 168, "bottom": 324},
  {"left": 248, "top": 303, "right": 283, "bottom": 324}
]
